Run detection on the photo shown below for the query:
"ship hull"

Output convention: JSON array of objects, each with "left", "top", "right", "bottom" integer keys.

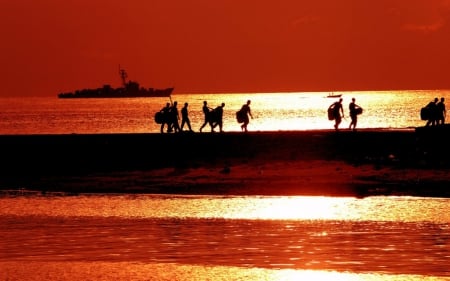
[{"left": 58, "top": 87, "right": 174, "bottom": 99}]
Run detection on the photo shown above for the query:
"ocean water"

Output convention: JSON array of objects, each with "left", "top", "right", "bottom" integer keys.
[
  {"left": 0, "top": 90, "right": 448, "bottom": 134},
  {"left": 0, "top": 194, "right": 449, "bottom": 280},
  {"left": 1, "top": 91, "right": 450, "bottom": 280}
]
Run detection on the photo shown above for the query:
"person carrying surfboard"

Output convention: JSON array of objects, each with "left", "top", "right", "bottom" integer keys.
[
  {"left": 237, "top": 100, "right": 253, "bottom": 132},
  {"left": 328, "top": 98, "right": 344, "bottom": 131},
  {"left": 349, "top": 97, "right": 363, "bottom": 131},
  {"left": 199, "top": 101, "right": 213, "bottom": 132}
]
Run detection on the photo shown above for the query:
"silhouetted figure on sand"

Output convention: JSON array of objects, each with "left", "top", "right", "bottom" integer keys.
[
  {"left": 169, "top": 101, "right": 180, "bottom": 133},
  {"left": 159, "top": 102, "right": 171, "bottom": 133},
  {"left": 348, "top": 97, "right": 362, "bottom": 131},
  {"left": 199, "top": 101, "right": 213, "bottom": 132},
  {"left": 180, "top": 102, "right": 193, "bottom": 132},
  {"left": 437, "top": 97, "right": 446, "bottom": 125},
  {"left": 209, "top": 103, "right": 225, "bottom": 132},
  {"left": 425, "top": 98, "right": 439, "bottom": 127},
  {"left": 328, "top": 98, "right": 344, "bottom": 130},
  {"left": 237, "top": 100, "right": 253, "bottom": 132}
]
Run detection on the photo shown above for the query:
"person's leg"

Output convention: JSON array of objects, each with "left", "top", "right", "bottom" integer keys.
[
  {"left": 180, "top": 119, "right": 185, "bottom": 131},
  {"left": 335, "top": 117, "right": 341, "bottom": 130},
  {"left": 200, "top": 116, "right": 207, "bottom": 132},
  {"left": 349, "top": 116, "right": 355, "bottom": 130},
  {"left": 173, "top": 118, "right": 180, "bottom": 132}
]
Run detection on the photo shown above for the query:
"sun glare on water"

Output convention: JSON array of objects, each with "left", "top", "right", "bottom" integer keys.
[
  {"left": 230, "top": 93, "right": 337, "bottom": 131},
  {"left": 218, "top": 196, "right": 354, "bottom": 221}
]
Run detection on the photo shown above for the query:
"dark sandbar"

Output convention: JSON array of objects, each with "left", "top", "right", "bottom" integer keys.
[{"left": 1, "top": 127, "right": 449, "bottom": 197}]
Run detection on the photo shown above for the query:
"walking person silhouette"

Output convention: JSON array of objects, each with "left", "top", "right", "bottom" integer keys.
[
  {"left": 159, "top": 102, "right": 171, "bottom": 133},
  {"left": 437, "top": 97, "right": 446, "bottom": 125},
  {"left": 329, "top": 98, "right": 344, "bottom": 131},
  {"left": 237, "top": 100, "right": 253, "bottom": 132},
  {"left": 199, "top": 101, "right": 212, "bottom": 132},
  {"left": 210, "top": 103, "right": 225, "bottom": 132},
  {"left": 169, "top": 101, "right": 180, "bottom": 133},
  {"left": 180, "top": 102, "right": 194, "bottom": 132},
  {"left": 425, "top": 98, "right": 439, "bottom": 127},
  {"left": 349, "top": 97, "right": 362, "bottom": 131}
]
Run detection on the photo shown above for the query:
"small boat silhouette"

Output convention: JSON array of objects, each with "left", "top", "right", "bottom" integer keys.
[{"left": 327, "top": 92, "right": 342, "bottom": 98}]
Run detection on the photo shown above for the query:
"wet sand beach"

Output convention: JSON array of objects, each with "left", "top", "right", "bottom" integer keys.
[{"left": 1, "top": 128, "right": 449, "bottom": 197}]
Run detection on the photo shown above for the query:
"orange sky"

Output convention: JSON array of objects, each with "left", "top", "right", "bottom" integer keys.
[{"left": 1, "top": 0, "right": 450, "bottom": 97}]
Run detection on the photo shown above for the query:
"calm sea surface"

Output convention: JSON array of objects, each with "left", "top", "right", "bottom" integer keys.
[
  {"left": 1, "top": 91, "right": 450, "bottom": 280},
  {"left": 1, "top": 194, "right": 450, "bottom": 280},
  {"left": 1, "top": 90, "right": 449, "bottom": 134}
]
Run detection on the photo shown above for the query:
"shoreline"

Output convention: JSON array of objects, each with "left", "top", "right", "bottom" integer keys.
[{"left": 1, "top": 128, "right": 449, "bottom": 198}]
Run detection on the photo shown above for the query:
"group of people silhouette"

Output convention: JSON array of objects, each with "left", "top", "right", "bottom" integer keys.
[
  {"left": 329, "top": 96, "right": 447, "bottom": 131},
  {"left": 422, "top": 97, "right": 446, "bottom": 126},
  {"left": 157, "top": 101, "right": 190, "bottom": 133},
  {"left": 199, "top": 101, "right": 226, "bottom": 133},
  {"left": 328, "top": 97, "right": 363, "bottom": 131},
  {"left": 156, "top": 100, "right": 252, "bottom": 133},
  {"left": 155, "top": 96, "right": 446, "bottom": 133}
]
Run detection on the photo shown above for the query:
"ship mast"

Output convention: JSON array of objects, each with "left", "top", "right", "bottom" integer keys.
[{"left": 118, "top": 65, "right": 128, "bottom": 87}]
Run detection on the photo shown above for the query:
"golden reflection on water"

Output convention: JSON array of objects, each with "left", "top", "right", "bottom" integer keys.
[
  {"left": 1, "top": 195, "right": 449, "bottom": 223},
  {"left": 1, "top": 262, "right": 448, "bottom": 281},
  {"left": 230, "top": 196, "right": 349, "bottom": 220},
  {"left": 1, "top": 195, "right": 450, "bottom": 280},
  {"left": 2, "top": 90, "right": 449, "bottom": 134}
]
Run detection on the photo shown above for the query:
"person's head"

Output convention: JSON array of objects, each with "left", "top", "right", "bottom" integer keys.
[
  {"left": 173, "top": 101, "right": 178, "bottom": 106},
  {"left": 434, "top": 97, "right": 439, "bottom": 102},
  {"left": 247, "top": 100, "right": 251, "bottom": 105},
  {"left": 166, "top": 102, "right": 170, "bottom": 107},
  {"left": 441, "top": 97, "right": 445, "bottom": 102},
  {"left": 203, "top": 101, "right": 207, "bottom": 105},
  {"left": 221, "top": 102, "right": 225, "bottom": 107},
  {"left": 184, "top": 102, "right": 188, "bottom": 107},
  {"left": 352, "top": 98, "right": 355, "bottom": 102},
  {"left": 339, "top": 98, "right": 343, "bottom": 103}
]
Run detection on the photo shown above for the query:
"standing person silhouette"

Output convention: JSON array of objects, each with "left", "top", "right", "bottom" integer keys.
[
  {"left": 437, "top": 97, "right": 446, "bottom": 125},
  {"left": 329, "top": 98, "right": 344, "bottom": 130},
  {"left": 180, "top": 102, "right": 193, "bottom": 132},
  {"left": 239, "top": 100, "right": 253, "bottom": 132},
  {"left": 169, "top": 101, "right": 180, "bottom": 133},
  {"left": 159, "top": 102, "right": 171, "bottom": 133},
  {"left": 199, "top": 101, "right": 212, "bottom": 132},
  {"left": 425, "top": 98, "right": 439, "bottom": 127},
  {"left": 348, "top": 97, "right": 362, "bottom": 131}
]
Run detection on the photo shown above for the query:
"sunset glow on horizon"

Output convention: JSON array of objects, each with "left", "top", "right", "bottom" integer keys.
[{"left": 1, "top": 0, "right": 450, "bottom": 97}]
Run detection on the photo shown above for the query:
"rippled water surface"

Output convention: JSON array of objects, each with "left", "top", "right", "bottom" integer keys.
[{"left": 1, "top": 194, "right": 449, "bottom": 280}]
